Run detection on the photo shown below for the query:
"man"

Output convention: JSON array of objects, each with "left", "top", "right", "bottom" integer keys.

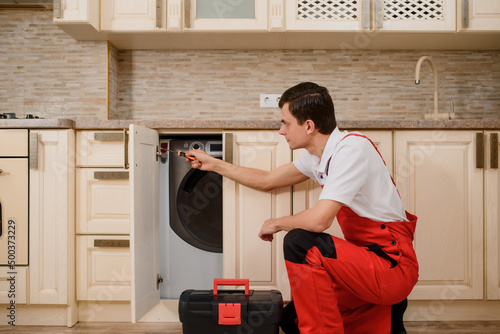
[{"left": 186, "top": 82, "right": 418, "bottom": 334}]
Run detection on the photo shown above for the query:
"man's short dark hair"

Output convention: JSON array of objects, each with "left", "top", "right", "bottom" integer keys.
[{"left": 279, "top": 82, "right": 336, "bottom": 135}]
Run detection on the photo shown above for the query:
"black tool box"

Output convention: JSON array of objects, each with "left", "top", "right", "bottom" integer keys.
[{"left": 178, "top": 279, "right": 283, "bottom": 334}]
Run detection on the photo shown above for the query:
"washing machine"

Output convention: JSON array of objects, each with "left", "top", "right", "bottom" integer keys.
[{"left": 158, "top": 135, "right": 223, "bottom": 299}]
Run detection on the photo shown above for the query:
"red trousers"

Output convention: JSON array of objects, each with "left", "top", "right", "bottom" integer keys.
[{"left": 283, "top": 209, "right": 418, "bottom": 334}]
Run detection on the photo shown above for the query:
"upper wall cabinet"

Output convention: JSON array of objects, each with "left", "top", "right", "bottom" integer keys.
[
  {"left": 286, "top": 0, "right": 456, "bottom": 31},
  {"left": 53, "top": 0, "right": 103, "bottom": 39},
  {"left": 101, "top": 0, "right": 167, "bottom": 32},
  {"left": 457, "top": 0, "right": 500, "bottom": 31},
  {"left": 167, "top": 0, "right": 283, "bottom": 31}
]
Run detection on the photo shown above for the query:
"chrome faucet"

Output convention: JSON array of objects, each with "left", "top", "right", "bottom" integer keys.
[{"left": 415, "top": 56, "right": 439, "bottom": 115}]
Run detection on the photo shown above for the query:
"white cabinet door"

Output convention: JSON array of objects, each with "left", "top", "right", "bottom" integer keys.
[
  {"left": 286, "top": 0, "right": 366, "bottom": 31},
  {"left": 395, "top": 131, "right": 483, "bottom": 300},
  {"left": 29, "top": 130, "right": 75, "bottom": 305},
  {"left": 76, "top": 130, "right": 127, "bottom": 168},
  {"left": 286, "top": 0, "right": 456, "bottom": 31},
  {"left": 292, "top": 130, "right": 393, "bottom": 240},
  {"left": 53, "top": 0, "right": 102, "bottom": 40},
  {"left": 187, "top": 0, "right": 270, "bottom": 30},
  {"left": 223, "top": 131, "right": 292, "bottom": 300},
  {"left": 76, "top": 235, "right": 131, "bottom": 301},
  {"left": 129, "top": 124, "right": 160, "bottom": 323},
  {"left": 376, "top": 0, "right": 456, "bottom": 31},
  {"left": 458, "top": 0, "right": 500, "bottom": 31},
  {"left": 76, "top": 168, "right": 130, "bottom": 235},
  {"left": 486, "top": 131, "right": 500, "bottom": 299},
  {"left": 101, "top": 0, "right": 166, "bottom": 31}
]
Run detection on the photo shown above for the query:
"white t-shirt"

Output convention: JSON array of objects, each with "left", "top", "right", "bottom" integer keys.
[{"left": 293, "top": 127, "right": 408, "bottom": 222}]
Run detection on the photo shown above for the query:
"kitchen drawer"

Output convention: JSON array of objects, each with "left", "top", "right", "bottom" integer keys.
[
  {"left": 76, "top": 168, "right": 130, "bottom": 235},
  {"left": 0, "top": 129, "right": 28, "bottom": 157},
  {"left": 76, "top": 235, "right": 131, "bottom": 301},
  {"left": 76, "top": 130, "right": 127, "bottom": 167},
  {"left": 0, "top": 266, "right": 27, "bottom": 304}
]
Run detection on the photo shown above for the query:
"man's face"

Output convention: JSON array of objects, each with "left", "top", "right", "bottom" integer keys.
[{"left": 279, "top": 103, "right": 308, "bottom": 150}]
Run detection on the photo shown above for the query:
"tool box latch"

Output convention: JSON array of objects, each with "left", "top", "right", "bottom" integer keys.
[{"left": 218, "top": 303, "right": 241, "bottom": 325}]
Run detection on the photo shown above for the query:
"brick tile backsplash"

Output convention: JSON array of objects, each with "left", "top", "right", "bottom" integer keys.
[{"left": 1, "top": 9, "right": 499, "bottom": 121}]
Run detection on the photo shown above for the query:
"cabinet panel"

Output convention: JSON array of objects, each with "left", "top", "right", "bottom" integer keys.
[
  {"left": 486, "top": 131, "right": 500, "bottom": 299},
  {"left": 76, "top": 130, "right": 127, "bottom": 168},
  {"left": 187, "top": 0, "right": 269, "bottom": 30},
  {"left": 377, "top": 0, "right": 456, "bottom": 31},
  {"left": 223, "top": 131, "right": 291, "bottom": 300},
  {"left": 0, "top": 267, "right": 27, "bottom": 304},
  {"left": 458, "top": 0, "right": 500, "bottom": 31},
  {"left": 395, "top": 131, "right": 483, "bottom": 300},
  {"left": 76, "top": 168, "right": 130, "bottom": 234},
  {"left": 76, "top": 235, "right": 131, "bottom": 301},
  {"left": 101, "top": 0, "right": 166, "bottom": 31},
  {"left": 29, "top": 130, "right": 75, "bottom": 305},
  {"left": 286, "top": 0, "right": 365, "bottom": 31}
]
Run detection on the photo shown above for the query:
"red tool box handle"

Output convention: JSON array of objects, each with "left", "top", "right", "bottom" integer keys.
[{"left": 213, "top": 279, "right": 249, "bottom": 295}]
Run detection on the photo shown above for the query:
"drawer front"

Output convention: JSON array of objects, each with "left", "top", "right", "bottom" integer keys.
[
  {"left": 76, "top": 130, "right": 127, "bottom": 167},
  {"left": 76, "top": 235, "right": 131, "bottom": 301},
  {"left": 76, "top": 168, "right": 130, "bottom": 234},
  {"left": 0, "top": 129, "right": 28, "bottom": 157},
  {"left": 0, "top": 266, "right": 27, "bottom": 304}
]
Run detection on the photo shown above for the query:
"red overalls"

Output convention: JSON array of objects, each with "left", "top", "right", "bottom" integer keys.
[{"left": 283, "top": 135, "right": 419, "bottom": 334}]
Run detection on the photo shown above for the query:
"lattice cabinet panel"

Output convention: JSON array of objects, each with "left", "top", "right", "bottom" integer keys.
[
  {"left": 286, "top": 0, "right": 456, "bottom": 31},
  {"left": 377, "top": 0, "right": 456, "bottom": 30},
  {"left": 287, "top": 0, "right": 366, "bottom": 30}
]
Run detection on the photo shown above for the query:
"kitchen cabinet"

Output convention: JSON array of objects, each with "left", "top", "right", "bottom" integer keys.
[
  {"left": 286, "top": 0, "right": 456, "bottom": 31},
  {"left": 76, "top": 235, "right": 131, "bottom": 301},
  {"left": 76, "top": 168, "right": 130, "bottom": 235},
  {"left": 101, "top": 0, "right": 166, "bottom": 32},
  {"left": 394, "top": 130, "right": 483, "bottom": 300},
  {"left": 485, "top": 131, "right": 500, "bottom": 300},
  {"left": 0, "top": 267, "right": 27, "bottom": 305},
  {"left": 53, "top": 0, "right": 102, "bottom": 40},
  {"left": 75, "top": 126, "right": 160, "bottom": 323},
  {"left": 222, "top": 130, "right": 292, "bottom": 300},
  {"left": 29, "top": 130, "right": 76, "bottom": 305},
  {"left": 176, "top": 0, "right": 276, "bottom": 31},
  {"left": 76, "top": 130, "right": 131, "bottom": 302},
  {"left": 458, "top": 0, "right": 500, "bottom": 31}
]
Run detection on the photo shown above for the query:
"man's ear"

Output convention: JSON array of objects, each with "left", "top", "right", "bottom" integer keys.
[{"left": 305, "top": 120, "right": 316, "bottom": 134}]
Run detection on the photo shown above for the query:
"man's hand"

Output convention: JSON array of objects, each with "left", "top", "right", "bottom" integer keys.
[
  {"left": 185, "top": 149, "right": 217, "bottom": 171},
  {"left": 258, "top": 218, "right": 281, "bottom": 242}
]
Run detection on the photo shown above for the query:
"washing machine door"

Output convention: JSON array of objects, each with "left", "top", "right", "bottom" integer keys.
[{"left": 173, "top": 168, "right": 223, "bottom": 253}]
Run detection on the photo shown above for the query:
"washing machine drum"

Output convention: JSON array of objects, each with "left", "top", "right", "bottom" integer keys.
[{"left": 174, "top": 168, "right": 223, "bottom": 253}]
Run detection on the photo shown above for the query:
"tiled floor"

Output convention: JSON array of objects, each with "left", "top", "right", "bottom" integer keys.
[{"left": 2, "top": 322, "right": 500, "bottom": 333}]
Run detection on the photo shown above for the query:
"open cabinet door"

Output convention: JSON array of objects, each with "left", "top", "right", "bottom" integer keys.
[{"left": 129, "top": 124, "right": 160, "bottom": 322}]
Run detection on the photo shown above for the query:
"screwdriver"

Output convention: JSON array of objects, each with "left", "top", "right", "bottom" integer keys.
[{"left": 165, "top": 149, "right": 197, "bottom": 161}]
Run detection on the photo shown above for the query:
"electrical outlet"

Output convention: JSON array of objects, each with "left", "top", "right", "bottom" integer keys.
[{"left": 260, "top": 94, "right": 281, "bottom": 108}]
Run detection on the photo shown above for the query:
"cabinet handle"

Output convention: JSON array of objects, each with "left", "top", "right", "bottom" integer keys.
[
  {"left": 185, "top": 0, "right": 191, "bottom": 29},
  {"left": 375, "top": 0, "right": 383, "bottom": 29},
  {"left": 53, "top": 0, "right": 61, "bottom": 19},
  {"left": 94, "top": 171, "right": 129, "bottom": 180},
  {"left": 491, "top": 133, "right": 499, "bottom": 169},
  {"left": 362, "top": 0, "right": 370, "bottom": 29},
  {"left": 94, "top": 133, "right": 124, "bottom": 141},
  {"left": 156, "top": 0, "right": 162, "bottom": 28},
  {"left": 29, "top": 132, "right": 38, "bottom": 170},
  {"left": 94, "top": 239, "right": 130, "bottom": 248},
  {"left": 463, "top": 0, "right": 469, "bottom": 29},
  {"left": 476, "top": 132, "right": 485, "bottom": 169},
  {"left": 224, "top": 133, "right": 233, "bottom": 164}
]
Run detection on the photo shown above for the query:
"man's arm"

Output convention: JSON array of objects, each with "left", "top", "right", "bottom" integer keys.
[
  {"left": 258, "top": 199, "right": 343, "bottom": 241},
  {"left": 185, "top": 149, "right": 309, "bottom": 191}
]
